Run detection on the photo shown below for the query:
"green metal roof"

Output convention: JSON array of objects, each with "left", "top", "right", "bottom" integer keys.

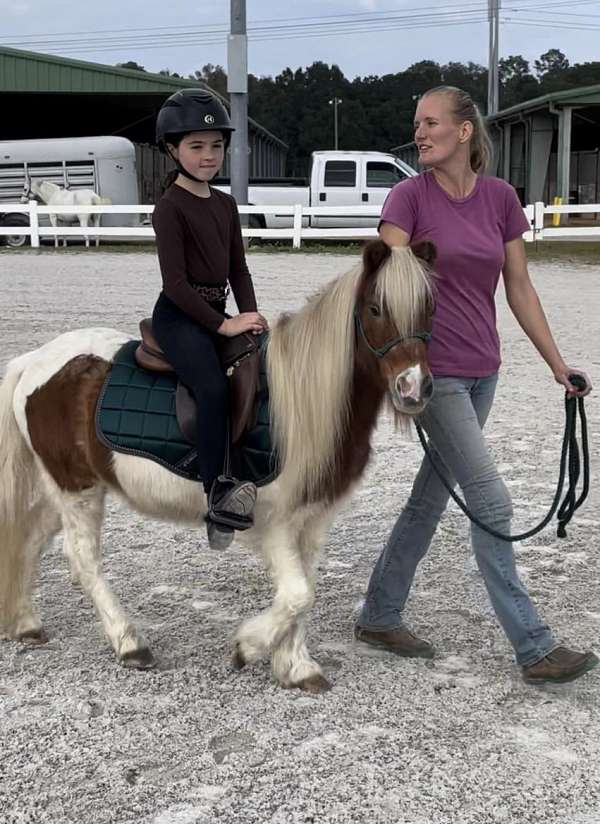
[
  {"left": 487, "top": 83, "right": 600, "bottom": 122},
  {"left": 0, "top": 46, "right": 286, "bottom": 147},
  {"left": 0, "top": 45, "right": 215, "bottom": 93}
]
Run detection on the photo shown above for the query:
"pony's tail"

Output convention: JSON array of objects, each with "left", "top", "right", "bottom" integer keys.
[
  {"left": 97, "top": 196, "right": 112, "bottom": 206},
  {"left": 0, "top": 363, "right": 37, "bottom": 634}
]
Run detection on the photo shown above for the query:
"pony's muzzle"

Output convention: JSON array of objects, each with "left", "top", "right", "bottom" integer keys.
[{"left": 391, "top": 366, "right": 433, "bottom": 413}]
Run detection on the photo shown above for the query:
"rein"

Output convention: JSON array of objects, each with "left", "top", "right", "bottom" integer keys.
[
  {"left": 354, "top": 310, "right": 431, "bottom": 359},
  {"left": 415, "top": 374, "right": 590, "bottom": 541}
]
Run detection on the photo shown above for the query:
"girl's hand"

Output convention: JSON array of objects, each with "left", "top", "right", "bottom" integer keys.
[
  {"left": 554, "top": 366, "right": 592, "bottom": 397},
  {"left": 218, "top": 312, "right": 268, "bottom": 337}
]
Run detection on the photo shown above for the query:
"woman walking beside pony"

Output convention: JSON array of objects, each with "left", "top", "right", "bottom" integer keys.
[{"left": 355, "top": 86, "right": 597, "bottom": 685}]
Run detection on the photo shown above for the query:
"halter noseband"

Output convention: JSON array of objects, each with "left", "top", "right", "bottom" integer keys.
[{"left": 354, "top": 310, "right": 431, "bottom": 359}]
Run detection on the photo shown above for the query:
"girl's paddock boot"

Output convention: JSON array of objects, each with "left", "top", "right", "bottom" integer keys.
[{"left": 207, "top": 476, "right": 257, "bottom": 532}]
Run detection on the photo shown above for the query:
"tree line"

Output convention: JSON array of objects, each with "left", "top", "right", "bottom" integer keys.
[{"left": 117, "top": 50, "right": 600, "bottom": 176}]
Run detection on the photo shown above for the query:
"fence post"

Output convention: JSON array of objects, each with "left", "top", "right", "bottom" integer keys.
[
  {"left": 534, "top": 201, "right": 545, "bottom": 241},
  {"left": 292, "top": 204, "right": 303, "bottom": 249},
  {"left": 29, "top": 200, "right": 40, "bottom": 248},
  {"left": 523, "top": 205, "right": 535, "bottom": 243}
]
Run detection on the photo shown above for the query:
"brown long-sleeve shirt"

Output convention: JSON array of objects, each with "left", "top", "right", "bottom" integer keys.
[{"left": 152, "top": 183, "right": 257, "bottom": 332}]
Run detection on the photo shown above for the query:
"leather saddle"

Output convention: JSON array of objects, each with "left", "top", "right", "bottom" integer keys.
[{"left": 134, "top": 318, "right": 261, "bottom": 445}]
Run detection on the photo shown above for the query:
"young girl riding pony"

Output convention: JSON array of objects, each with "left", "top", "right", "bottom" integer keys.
[{"left": 152, "top": 89, "right": 268, "bottom": 549}]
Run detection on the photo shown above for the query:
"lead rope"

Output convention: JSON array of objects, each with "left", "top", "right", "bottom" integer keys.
[{"left": 414, "top": 375, "right": 590, "bottom": 542}]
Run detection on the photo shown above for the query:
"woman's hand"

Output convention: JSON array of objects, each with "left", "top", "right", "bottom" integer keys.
[
  {"left": 218, "top": 312, "right": 268, "bottom": 337},
  {"left": 553, "top": 365, "right": 592, "bottom": 397}
]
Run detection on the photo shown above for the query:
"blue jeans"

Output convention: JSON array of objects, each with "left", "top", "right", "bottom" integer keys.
[{"left": 358, "top": 374, "right": 556, "bottom": 667}]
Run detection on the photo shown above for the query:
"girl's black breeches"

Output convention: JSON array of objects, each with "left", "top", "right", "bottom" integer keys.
[{"left": 152, "top": 292, "right": 228, "bottom": 483}]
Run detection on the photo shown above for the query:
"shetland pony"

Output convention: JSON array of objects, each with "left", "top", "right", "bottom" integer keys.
[
  {"left": 26, "top": 178, "right": 111, "bottom": 248},
  {"left": 0, "top": 240, "right": 434, "bottom": 692}
]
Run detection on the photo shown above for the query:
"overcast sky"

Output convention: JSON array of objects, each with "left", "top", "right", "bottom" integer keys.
[{"left": 2, "top": 0, "right": 598, "bottom": 81}]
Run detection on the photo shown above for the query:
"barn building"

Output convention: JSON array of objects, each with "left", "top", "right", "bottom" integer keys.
[
  {"left": 0, "top": 45, "right": 287, "bottom": 203},
  {"left": 391, "top": 84, "right": 600, "bottom": 206}
]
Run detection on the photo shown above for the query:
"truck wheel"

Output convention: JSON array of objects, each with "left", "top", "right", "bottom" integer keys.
[{"left": 2, "top": 214, "right": 30, "bottom": 248}]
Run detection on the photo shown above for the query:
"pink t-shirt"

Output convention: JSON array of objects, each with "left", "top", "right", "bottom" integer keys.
[{"left": 380, "top": 171, "right": 530, "bottom": 377}]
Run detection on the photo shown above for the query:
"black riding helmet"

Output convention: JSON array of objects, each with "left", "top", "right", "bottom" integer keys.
[{"left": 156, "top": 88, "right": 234, "bottom": 182}]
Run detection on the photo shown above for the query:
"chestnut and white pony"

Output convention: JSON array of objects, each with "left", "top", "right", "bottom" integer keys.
[
  {"left": 26, "top": 179, "right": 112, "bottom": 248},
  {"left": 0, "top": 240, "right": 434, "bottom": 693}
]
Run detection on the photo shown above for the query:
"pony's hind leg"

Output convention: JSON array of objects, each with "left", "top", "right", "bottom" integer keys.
[
  {"left": 11, "top": 497, "right": 62, "bottom": 644},
  {"left": 92, "top": 213, "right": 100, "bottom": 247},
  {"left": 49, "top": 482, "right": 154, "bottom": 668}
]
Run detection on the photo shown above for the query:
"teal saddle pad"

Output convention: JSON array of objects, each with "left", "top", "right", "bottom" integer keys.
[{"left": 95, "top": 339, "right": 278, "bottom": 486}]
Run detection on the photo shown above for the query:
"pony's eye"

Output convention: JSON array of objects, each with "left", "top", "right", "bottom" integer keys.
[{"left": 369, "top": 304, "right": 381, "bottom": 317}]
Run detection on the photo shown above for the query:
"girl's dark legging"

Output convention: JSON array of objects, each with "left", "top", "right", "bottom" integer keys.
[{"left": 152, "top": 292, "right": 228, "bottom": 484}]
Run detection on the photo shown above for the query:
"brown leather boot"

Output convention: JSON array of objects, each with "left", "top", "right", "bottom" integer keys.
[
  {"left": 354, "top": 625, "right": 435, "bottom": 659},
  {"left": 522, "top": 646, "right": 599, "bottom": 685}
]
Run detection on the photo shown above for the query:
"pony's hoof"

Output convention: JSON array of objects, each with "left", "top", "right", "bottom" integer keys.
[
  {"left": 120, "top": 647, "right": 156, "bottom": 670},
  {"left": 18, "top": 628, "right": 49, "bottom": 646},
  {"left": 295, "top": 674, "right": 332, "bottom": 694},
  {"left": 232, "top": 645, "right": 247, "bottom": 670}
]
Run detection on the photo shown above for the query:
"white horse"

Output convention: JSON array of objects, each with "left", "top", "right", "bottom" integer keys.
[
  {"left": 27, "top": 179, "right": 111, "bottom": 249},
  {"left": 0, "top": 241, "right": 435, "bottom": 693}
]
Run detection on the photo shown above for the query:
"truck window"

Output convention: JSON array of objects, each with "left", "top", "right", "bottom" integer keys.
[
  {"left": 324, "top": 161, "right": 356, "bottom": 187},
  {"left": 366, "top": 162, "right": 407, "bottom": 188}
]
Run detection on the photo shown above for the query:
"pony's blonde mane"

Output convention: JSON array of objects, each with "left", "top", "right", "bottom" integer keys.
[{"left": 267, "top": 246, "right": 432, "bottom": 501}]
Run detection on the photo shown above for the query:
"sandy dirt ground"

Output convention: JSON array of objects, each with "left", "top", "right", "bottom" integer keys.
[{"left": 0, "top": 246, "right": 599, "bottom": 824}]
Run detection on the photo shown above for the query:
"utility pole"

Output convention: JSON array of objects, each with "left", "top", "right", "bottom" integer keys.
[
  {"left": 228, "top": 0, "right": 248, "bottom": 215},
  {"left": 329, "top": 97, "right": 342, "bottom": 150},
  {"left": 487, "top": 0, "right": 500, "bottom": 115}
]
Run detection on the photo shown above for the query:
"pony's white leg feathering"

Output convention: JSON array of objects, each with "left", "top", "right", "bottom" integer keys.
[
  {"left": 234, "top": 511, "right": 321, "bottom": 682},
  {"left": 0, "top": 367, "right": 42, "bottom": 638},
  {"left": 271, "top": 509, "right": 333, "bottom": 690}
]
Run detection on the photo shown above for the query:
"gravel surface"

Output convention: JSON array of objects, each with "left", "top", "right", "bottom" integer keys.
[{"left": 1, "top": 247, "right": 599, "bottom": 824}]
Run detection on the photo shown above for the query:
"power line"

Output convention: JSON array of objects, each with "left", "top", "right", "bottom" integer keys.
[
  {"left": 509, "top": 0, "right": 600, "bottom": 7},
  {"left": 6, "top": 15, "right": 493, "bottom": 55},
  {"left": 0, "top": 3, "right": 496, "bottom": 42},
  {"left": 4, "top": 11, "right": 491, "bottom": 50},
  {"left": 3, "top": 0, "right": 597, "bottom": 53},
  {"left": 503, "top": 18, "right": 600, "bottom": 31},
  {"left": 2, "top": 1, "right": 596, "bottom": 63},
  {"left": 49, "top": 20, "right": 492, "bottom": 57}
]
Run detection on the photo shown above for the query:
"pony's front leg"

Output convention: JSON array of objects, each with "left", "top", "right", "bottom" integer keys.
[
  {"left": 271, "top": 616, "right": 331, "bottom": 693},
  {"left": 271, "top": 511, "right": 333, "bottom": 692},
  {"left": 234, "top": 520, "right": 315, "bottom": 681},
  {"left": 49, "top": 213, "right": 59, "bottom": 248},
  {"left": 79, "top": 214, "right": 90, "bottom": 249},
  {"left": 53, "top": 484, "right": 154, "bottom": 669}
]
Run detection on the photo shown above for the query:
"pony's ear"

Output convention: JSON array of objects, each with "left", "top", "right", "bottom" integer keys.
[
  {"left": 410, "top": 240, "right": 437, "bottom": 266},
  {"left": 362, "top": 239, "right": 392, "bottom": 281}
]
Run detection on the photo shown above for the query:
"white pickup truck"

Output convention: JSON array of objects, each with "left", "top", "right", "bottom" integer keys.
[{"left": 215, "top": 150, "right": 417, "bottom": 229}]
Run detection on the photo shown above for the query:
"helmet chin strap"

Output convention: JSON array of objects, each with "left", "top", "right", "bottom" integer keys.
[{"left": 166, "top": 147, "right": 206, "bottom": 184}]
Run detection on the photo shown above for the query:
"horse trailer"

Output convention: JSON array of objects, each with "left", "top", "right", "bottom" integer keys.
[{"left": 0, "top": 135, "right": 140, "bottom": 246}]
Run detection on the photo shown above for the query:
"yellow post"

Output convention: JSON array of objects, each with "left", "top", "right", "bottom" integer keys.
[{"left": 552, "top": 196, "right": 562, "bottom": 227}]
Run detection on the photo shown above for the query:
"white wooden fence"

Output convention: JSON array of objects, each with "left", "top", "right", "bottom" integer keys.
[{"left": 0, "top": 201, "right": 599, "bottom": 249}]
